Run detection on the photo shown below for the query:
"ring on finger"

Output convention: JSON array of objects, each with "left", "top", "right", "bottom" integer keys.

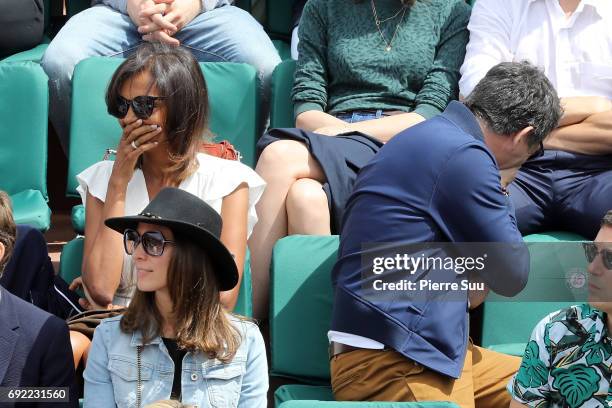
[{"left": 131, "top": 140, "right": 138, "bottom": 149}]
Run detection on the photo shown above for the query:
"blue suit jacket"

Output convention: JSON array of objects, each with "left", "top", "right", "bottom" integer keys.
[
  {"left": 0, "top": 286, "right": 77, "bottom": 407},
  {"left": 331, "top": 101, "right": 529, "bottom": 378}
]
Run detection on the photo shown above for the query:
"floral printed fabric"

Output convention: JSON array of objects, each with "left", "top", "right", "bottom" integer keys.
[{"left": 509, "top": 304, "right": 612, "bottom": 407}]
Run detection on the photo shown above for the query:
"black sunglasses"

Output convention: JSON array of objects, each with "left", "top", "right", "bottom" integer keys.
[
  {"left": 108, "top": 95, "right": 166, "bottom": 120},
  {"left": 123, "top": 229, "right": 175, "bottom": 257},
  {"left": 528, "top": 141, "right": 544, "bottom": 160},
  {"left": 583, "top": 242, "right": 612, "bottom": 270}
]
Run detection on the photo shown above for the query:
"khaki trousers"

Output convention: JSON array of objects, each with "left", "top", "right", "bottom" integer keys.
[{"left": 330, "top": 343, "right": 520, "bottom": 408}]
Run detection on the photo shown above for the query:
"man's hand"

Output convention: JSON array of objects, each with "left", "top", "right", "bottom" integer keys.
[
  {"left": 136, "top": 1, "right": 177, "bottom": 33},
  {"left": 69, "top": 277, "right": 112, "bottom": 310},
  {"left": 127, "top": 0, "right": 180, "bottom": 46},
  {"left": 151, "top": 0, "right": 201, "bottom": 33}
]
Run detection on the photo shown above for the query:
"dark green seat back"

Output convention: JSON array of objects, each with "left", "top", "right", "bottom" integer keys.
[
  {"left": 67, "top": 0, "right": 92, "bottom": 17},
  {"left": 270, "top": 235, "right": 338, "bottom": 382},
  {"left": 270, "top": 59, "right": 296, "bottom": 128},
  {"left": 482, "top": 231, "right": 587, "bottom": 355},
  {"left": 266, "top": 0, "right": 293, "bottom": 39},
  {"left": 67, "top": 57, "right": 259, "bottom": 197},
  {"left": 0, "top": 62, "right": 50, "bottom": 230}
]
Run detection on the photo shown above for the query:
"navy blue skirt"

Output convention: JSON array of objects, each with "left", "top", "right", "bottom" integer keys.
[{"left": 257, "top": 128, "right": 383, "bottom": 234}]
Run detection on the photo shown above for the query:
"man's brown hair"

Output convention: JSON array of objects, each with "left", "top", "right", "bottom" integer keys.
[{"left": 0, "top": 191, "right": 16, "bottom": 275}]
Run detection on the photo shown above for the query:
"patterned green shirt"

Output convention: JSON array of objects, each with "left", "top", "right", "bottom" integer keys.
[
  {"left": 292, "top": 0, "right": 471, "bottom": 119},
  {"left": 509, "top": 304, "right": 612, "bottom": 408}
]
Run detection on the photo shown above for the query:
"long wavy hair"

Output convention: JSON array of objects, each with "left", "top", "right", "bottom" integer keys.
[
  {"left": 106, "top": 42, "right": 210, "bottom": 185},
  {"left": 120, "top": 232, "right": 242, "bottom": 363}
]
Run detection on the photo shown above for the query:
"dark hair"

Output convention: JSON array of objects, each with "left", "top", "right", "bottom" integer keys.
[
  {"left": 0, "top": 191, "right": 16, "bottom": 275},
  {"left": 106, "top": 43, "right": 210, "bottom": 183},
  {"left": 464, "top": 61, "right": 562, "bottom": 147},
  {"left": 120, "top": 232, "right": 242, "bottom": 363},
  {"left": 603, "top": 210, "right": 612, "bottom": 227}
]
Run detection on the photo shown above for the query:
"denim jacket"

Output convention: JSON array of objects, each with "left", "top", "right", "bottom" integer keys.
[{"left": 83, "top": 315, "right": 268, "bottom": 408}]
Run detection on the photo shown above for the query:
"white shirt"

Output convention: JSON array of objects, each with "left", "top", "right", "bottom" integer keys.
[
  {"left": 77, "top": 153, "right": 266, "bottom": 305},
  {"left": 459, "top": 0, "right": 612, "bottom": 98}
]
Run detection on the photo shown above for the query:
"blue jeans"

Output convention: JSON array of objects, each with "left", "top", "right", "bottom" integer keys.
[
  {"left": 42, "top": 4, "right": 281, "bottom": 152},
  {"left": 335, "top": 109, "right": 389, "bottom": 123}
]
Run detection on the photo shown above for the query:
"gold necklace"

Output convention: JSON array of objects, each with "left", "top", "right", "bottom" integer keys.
[
  {"left": 376, "top": 3, "right": 405, "bottom": 23},
  {"left": 371, "top": 0, "right": 407, "bottom": 52}
]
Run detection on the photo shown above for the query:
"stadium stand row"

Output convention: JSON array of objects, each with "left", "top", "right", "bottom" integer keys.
[{"left": 0, "top": 0, "right": 598, "bottom": 406}]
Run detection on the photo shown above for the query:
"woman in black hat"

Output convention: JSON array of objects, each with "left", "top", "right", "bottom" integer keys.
[
  {"left": 83, "top": 188, "right": 268, "bottom": 408},
  {"left": 75, "top": 42, "right": 265, "bottom": 310}
]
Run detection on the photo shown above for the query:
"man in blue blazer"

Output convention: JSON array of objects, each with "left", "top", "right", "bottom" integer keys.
[
  {"left": 0, "top": 191, "right": 77, "bottom": 407},
  {"left": 329, "top": 62, "right": 563, "bottom": 406}
]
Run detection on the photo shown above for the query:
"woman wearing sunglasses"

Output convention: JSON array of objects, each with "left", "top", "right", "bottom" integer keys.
[
  {"left": 84, "top": 188, "right": 268, "bottom": 407},
  {"left": 75, "top": 42, "right": 265, "bottom": 310}
]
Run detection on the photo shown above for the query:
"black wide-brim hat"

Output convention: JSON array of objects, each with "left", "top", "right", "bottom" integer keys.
[{"left": 105, "top": 187, "right": 238, "bottom": 291}]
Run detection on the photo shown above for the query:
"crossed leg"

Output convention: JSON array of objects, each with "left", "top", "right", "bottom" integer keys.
[{"left": 249, "top": 140, "right": 331, "bottom": 319}]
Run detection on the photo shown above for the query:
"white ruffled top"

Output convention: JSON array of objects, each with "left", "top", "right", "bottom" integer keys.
[{"left": 76, "top": 153, "right": 266, "bottom": 305}]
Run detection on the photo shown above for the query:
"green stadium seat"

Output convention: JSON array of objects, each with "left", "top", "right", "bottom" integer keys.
[
  {"left": 0, "top": 62, "right": 50, "bottom": 231},
  {"left": 67, "top": 57, "right": 259, "bottom": 231},
  {"left": 270, "top": 235, "right": 337, "bottom": 381},
  {"left": 266, "top": 0, "right": 293, "bottom": 61},
  {"left": 9, "top": 190, "right": 51, "bottom": 231},
  {"left": 1, "top": 41, "right": 49, "bottom": 63},
  {"left": 59, "top": 237, "right": 253, "bottom": 316},
  {"left": 270, "top": 59, "right": 296, "bottom": 129},
  {"left": 270, "top": 235, "right": 338, "bottom": 405},
  {"left": 71, "top": 204, "right": 85, "bottom": 234},
  {"left": 481, "top": 231, "right": 588, "bottom": 356},
  {"left": 273, "top": 39, "right": 293, "bottom": 61},
  {"left": 270, "top": 236, "right": 463, "bottom": 406},
  {"left": 279, "top": 402, "right": 461, "bottom": 408}
]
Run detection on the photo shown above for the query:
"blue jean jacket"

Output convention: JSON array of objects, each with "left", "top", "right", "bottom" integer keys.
[{"left": 83, "top": 315, "right": 268, "bottom": 407}]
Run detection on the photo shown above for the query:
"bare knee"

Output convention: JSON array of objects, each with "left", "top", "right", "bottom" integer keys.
[
  {"left": 256, "top": 140, "right": 326, "bottom": 182},
  {"left": 257, "top": 140, "right": 307, "bottom": 171},
  {"left": 287, "top": 179, "right": 330, "bottom": 235}
]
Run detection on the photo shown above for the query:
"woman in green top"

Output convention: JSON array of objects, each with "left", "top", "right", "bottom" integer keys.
[{"left": 250, "top": 0, "right": 471, "bottom": 318}]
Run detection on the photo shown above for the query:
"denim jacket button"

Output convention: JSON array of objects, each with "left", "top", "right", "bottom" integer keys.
[{"left": 191, "top": 373, "right": 198, "bottom": 381}]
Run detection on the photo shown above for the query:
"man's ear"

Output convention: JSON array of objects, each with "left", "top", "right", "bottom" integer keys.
[{"left": 511, "top": 126, "right": 534, "bottom": 147}]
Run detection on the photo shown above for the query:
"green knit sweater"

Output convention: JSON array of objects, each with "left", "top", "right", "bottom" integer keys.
[{"left": 292, "top": 0, "right": 471, "bottom": 120}]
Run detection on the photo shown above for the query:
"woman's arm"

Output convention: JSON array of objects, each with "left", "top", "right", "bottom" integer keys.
[
  {"left": 295, "top": 110, "right": 347, "bottom": 131},
  {"left": 314, "top": 112, "right": 426, "bottom": 143},
  {"left": 82, "top": 119, "right": 161, "bottom": 307},
  {"left": 291, "top": 0, "right": 330, "bottom": 127},
  {"left": 219, "top": 183, "right": 249, "bottom": 311},
  {"left": 82, "top": 191, "right": 126, "bottom": 308}
]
